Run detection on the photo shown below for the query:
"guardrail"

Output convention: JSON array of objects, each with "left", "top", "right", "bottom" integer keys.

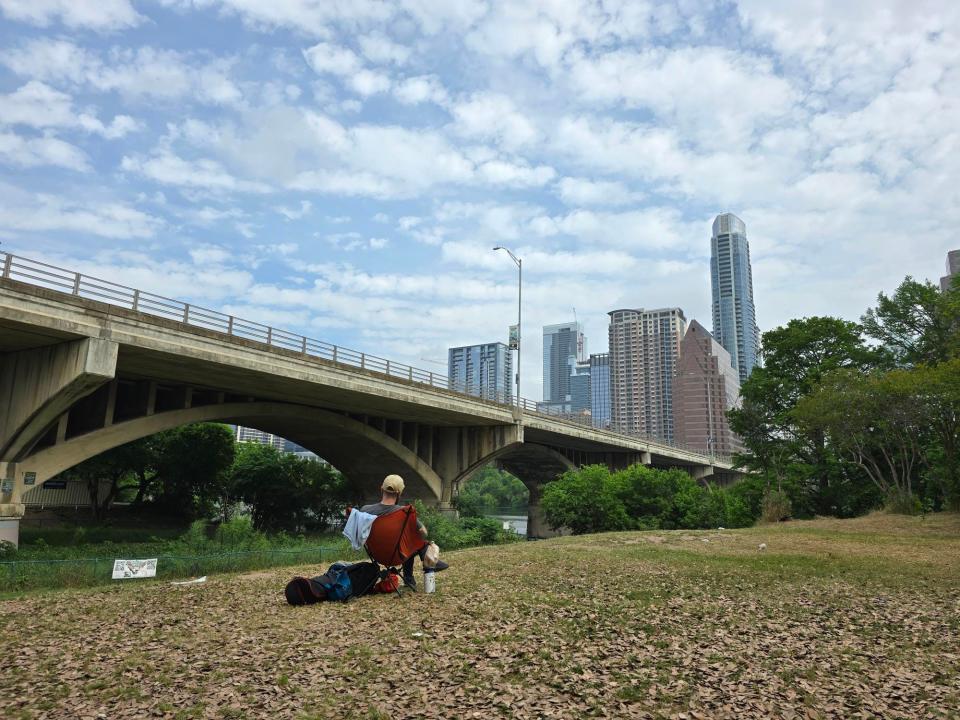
[{"left": 0, "top": 252, "right": 730, "bottom": 465}]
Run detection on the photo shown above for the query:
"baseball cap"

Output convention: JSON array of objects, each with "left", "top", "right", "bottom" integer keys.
[{"left": 381, "top": 474, "right": 405, "bottom": 494}]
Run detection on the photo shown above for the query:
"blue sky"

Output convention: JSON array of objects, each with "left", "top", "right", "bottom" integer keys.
[{"left": 1, "top": 0, "right": 958, "bottom": 398}]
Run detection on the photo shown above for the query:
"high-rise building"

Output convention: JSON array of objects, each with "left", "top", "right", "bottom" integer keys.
[
  {"left": 711, "top": 213, "right": 760, "bottom": 384},
  {"left": 940, "top": 249, "right": 960, "bottom": 292},
  {"left": 570, "top": 360, "right": 591, "bottom": 415},
  {"left": 542, "top": 321, "right": 586, "bottom": 404},
  {"left": 447, "top": 342, "right": 513, "bottom": 403},
  {"left": 589, "top": 353, "right": 611, "bottom": 429},
  {"left": 672, "top": 320, "right": 743, "bottom": 457},
  {"left": 235, "top": 426, "right": 287, "bottom": 451},
  {"left": 608, "top": 307, "right": 686, "bottom": 441}
]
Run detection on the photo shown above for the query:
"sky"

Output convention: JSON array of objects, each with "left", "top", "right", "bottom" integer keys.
[{"left": 1, "top": 0, "right": 958, "bottom": 399}]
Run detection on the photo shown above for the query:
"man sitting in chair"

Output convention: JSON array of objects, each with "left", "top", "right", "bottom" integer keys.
[{"left": 360, "top": 474, "right": 449, "bottom": 591}]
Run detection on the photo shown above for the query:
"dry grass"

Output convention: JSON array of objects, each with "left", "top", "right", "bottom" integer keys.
[{"left": 1, "top": 513, "right": 958, "bottom": 719}]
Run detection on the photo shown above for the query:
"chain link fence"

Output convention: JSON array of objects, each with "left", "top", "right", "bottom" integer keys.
[{"left": 0, "top": 544, "right": 364, "bottom": 593}]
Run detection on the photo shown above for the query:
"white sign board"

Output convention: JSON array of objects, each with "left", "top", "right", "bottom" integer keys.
[{"left": 112, "top": 558, "right": 158, "bottom": 580}]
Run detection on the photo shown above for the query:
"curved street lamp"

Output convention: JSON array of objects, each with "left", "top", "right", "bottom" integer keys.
[{"left": 493, "top": 246, "right": 521, "bottom": 414}]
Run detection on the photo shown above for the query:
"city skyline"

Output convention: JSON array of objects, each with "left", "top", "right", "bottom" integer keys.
[{"left": 1, "top": 3, "right": 957, "bottom": 401}]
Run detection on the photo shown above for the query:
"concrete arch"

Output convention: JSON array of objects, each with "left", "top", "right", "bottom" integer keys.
[
  {"left": 452, "top": 441, "right": 576, "bottom": 491},
  {"left": 23, "top": 402, "right": 444, "bottom": 501}
]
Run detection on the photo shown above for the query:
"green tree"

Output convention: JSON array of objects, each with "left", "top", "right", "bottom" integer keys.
[
  {"left": 794, "top": 369, "right": 925, "bottom": 512},
  {"left": 900, "top": 360, "right": 960, "bottom": 509},
  {"left": 152, "top": 423, "right": 236, "bottom": 519},
  {"left": 229, "top": 443, "right": 352, "bottom": 532},
  {"left": 60, "top": 437, "right": 156, "bottom": 522},
  {"left": 861, "top": 276, "right": 960, "bottom": 366},
  {"left": 541, "top": 465, "right": 632, "bottom": 534},
  {"left": 455, "top": 466, "right": 528, "bottom": 517},
  {"left": 729, "top": 316, "right": 888, "bottom": 516}
]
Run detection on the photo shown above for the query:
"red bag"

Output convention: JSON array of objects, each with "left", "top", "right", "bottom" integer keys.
[{"left": 373, "top": 570, "right": 400, "bottom": 593}]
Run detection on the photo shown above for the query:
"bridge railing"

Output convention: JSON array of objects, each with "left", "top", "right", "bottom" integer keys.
[{"left": 0, "top": 252, "right": 730, "bottom": 465}]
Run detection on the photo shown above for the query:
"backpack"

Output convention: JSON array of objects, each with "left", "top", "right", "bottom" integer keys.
[
  {"left": 373, "top": 569, "right": 401, "bottom": 594},
  {"left": 284, "top": 561, "right": 381, "bottom": 605}
]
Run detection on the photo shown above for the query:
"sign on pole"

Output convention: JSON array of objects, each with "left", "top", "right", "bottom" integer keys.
[
  {"left": 508, "top": 324, "right": 519, "bottom": 349},
  {"left": 112, "top": 558, "right": 158, "bottom": 580}
]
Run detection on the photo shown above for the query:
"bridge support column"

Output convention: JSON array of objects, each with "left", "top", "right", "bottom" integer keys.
[
  {"left": 0, "top": 462, "right": 24, "bottom": 547},
  {"left": 0, "top": 337, "right": 117, "bottom": 548},
  {"left": 690, "top": 465, "right": 715, "bottom": 482}
]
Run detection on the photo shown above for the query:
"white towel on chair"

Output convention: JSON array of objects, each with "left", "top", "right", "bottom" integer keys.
[{"left": 342, "top": 509, "right": 378, "bottom": 550}]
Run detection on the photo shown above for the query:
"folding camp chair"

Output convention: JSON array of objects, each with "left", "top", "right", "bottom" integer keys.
[{"left": 364, "top": 504, "right": 428, "bottom": 597}]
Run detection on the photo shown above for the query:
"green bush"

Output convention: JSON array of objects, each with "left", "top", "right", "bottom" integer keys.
[
  {"left": 0, "top": 540, "right": 17, "bottom": 560},
  {"left": 541, "top": 463, "right": 765, "bottom": 534},
  {"left": 213, "top": 516, "right": 269, "bottom": 550},
  {"left": 760, "top": 490, "right": 793, "bottom": 523},
  {"left": 541, "top": 465, "right": 633, "bottom": 534},
  {"left": 414, "top": 502, "right": 523, "bottom": 549}
]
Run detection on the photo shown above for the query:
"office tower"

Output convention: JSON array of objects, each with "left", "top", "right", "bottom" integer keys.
[
  {"left": 941, "top": 249, "right": 960, "bottom": 292},
  {"left": 570, "top": 360, "right": 591, "bottom": 415},
  {"left": 711, "top": 213, "right": 760, "bottom": 384},
  {"left": 589, "top": 353, "right": 611, "bottom": 429},
  {"left": 447, "top": 342, "right": 513, "bottom": 403},
  {"left": 608, "top": 307, "right": 686, "bottom": 441},
  {"left": 542, "top": 321, "right": 586, "bottom": 405},
  {"left": 235, "top": 426, "right": 287, "bottom": 452},
  {"left": 672, "top": 320, "right": 743, "bottom": 456}
]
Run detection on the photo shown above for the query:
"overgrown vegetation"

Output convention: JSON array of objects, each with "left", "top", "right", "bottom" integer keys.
[
  {"left": 454, "top": 466, "right": 528, "bottom": 517},
  {"left": 540, "top": 464, "right": 760, "bottom": 533},
  {"left": 415, "top": 501, "right": 523, "bottom": 549},
  {"left": 730, "top": 275, "right": 960, "bottom": 517}
]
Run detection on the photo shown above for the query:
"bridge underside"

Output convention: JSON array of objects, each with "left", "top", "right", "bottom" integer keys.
[{"left": 0, "top": 300, "right": 741, "bottom": 546}]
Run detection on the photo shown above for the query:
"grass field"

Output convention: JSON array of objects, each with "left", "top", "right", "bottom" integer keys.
[{"left": 1, "top": 513, "right": 958, "bottom": 719}]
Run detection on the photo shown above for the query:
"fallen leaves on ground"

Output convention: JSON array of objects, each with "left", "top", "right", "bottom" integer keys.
[{"left": 1, "top": 513, "right": 959, "bottom": 719}]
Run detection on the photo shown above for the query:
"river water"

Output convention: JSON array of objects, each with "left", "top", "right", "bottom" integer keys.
[{"left": 489, "top": 513, "right": 527, "bottom": 537}]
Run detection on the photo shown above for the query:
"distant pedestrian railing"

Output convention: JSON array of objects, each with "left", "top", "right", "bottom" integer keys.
[
  {"left": 0, "top": 544, "right": 362, "bottom": 592},
  {"left": 0, "top": 252, "right": 729, "bottom": 465}
]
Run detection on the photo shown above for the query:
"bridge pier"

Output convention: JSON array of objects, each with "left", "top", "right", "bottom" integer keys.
[{"left": 0, "top": 337, "right": 118, "bottom": 547}]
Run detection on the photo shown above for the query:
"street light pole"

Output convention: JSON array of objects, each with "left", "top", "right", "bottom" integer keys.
[{"left": 493, "top": 246, "right": 521, "bottom": 414}]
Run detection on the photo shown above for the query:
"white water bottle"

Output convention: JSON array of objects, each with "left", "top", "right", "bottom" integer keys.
[{"left": 423, "top": 568, "right": 436, "bottom": 594}]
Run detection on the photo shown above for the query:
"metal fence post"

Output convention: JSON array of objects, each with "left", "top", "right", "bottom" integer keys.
[
  {"left": 183, "top": 304, "right": 190, "bottom": 323},
  {"left": 72, "top": 272, "right": 81, "bottom": 295},
  {"left": 332, "top": 346, "right": 338, "bottom": 363},
  {"left": 227, "top": 316, "right": 234, "bottom": 335},
  {"left": 266, "top": 327, "right": 273, "bottom": 345},
  {"left": 360, "top": 353, "right": 366, "bottom": 369},
  {"left": 132, "top": 289, "right": 140, "bottom": 312},
  {"left": 2, "top": 254, "right": 11, "bottom": 278},
  {"left": 301, "top": 336, "right": 308, "bottom": 355}
]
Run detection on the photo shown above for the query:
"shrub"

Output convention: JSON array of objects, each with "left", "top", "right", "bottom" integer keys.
[
  {"left": 213, "top": 516, "right": 269, "bottom": 550},
  {"left": 760, "top": 490, "right": 793, "bottom": 523},
  {"left": 541, "top": 465, "right": 632, "bottom": 534},
  {"left": 885, "top": 490, "right": 922, "bottom": 515},
  {"left": 0, "top": 539, "right": 17, "bottom": 560}
]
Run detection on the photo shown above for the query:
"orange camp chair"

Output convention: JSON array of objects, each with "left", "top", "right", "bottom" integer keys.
[{"left": 363, "top": 505, "right": 428, "bottom": 596}]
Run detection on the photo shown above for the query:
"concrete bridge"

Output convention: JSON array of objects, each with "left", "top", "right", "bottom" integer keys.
[{"left": 0, "top": 254, "right": 740, "bottom": 544}]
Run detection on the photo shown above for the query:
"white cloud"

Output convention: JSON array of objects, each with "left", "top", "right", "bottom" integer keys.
[
  {"left": 121, "top": 152, "right": 273, "bottom": 193},
  {"left": 451, "top": 92, "right": 539, "bottom": 149},
  {"left": 0, "top": 132, "right": 90, "bottom": 171},
  {"left": 555, "top": 177, "right": 642, "bottom": 207},
  {"left": 358, "top": 32, "right": 411, "bottom": 65},
  {"left": 0, "top": 39, "right": 243, "bottom": 106},
  {"left": 565, "top": 46, "right": 798, "bottom": 147},
  {"left": 0, "top": 193, "right": 161, "bottom": 238},
  {"left": 0, "top": 0, "right": 143, "bottom": 31},
  {"left": 275, "top": 200, "right": 312, "bottom": 220},
  {"left": 393, "top": 75, "right": 448, "bottom": 105},
  {"left": 0, "top": 81, "right": 142, "bottom": 138}
]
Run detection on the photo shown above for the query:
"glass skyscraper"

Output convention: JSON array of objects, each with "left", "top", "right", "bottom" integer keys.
[
  {"left": 589, "top": 353, "right": 611, "bottom": 429},
  {"left": 711, "top": 213, "right": 760, "bottom": 384},
  {"left": 542, "top": 321, "right": 585, "bottom": 404},
  {"left": 447, "top": 342, "right": 513, "bottom": 403}
]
